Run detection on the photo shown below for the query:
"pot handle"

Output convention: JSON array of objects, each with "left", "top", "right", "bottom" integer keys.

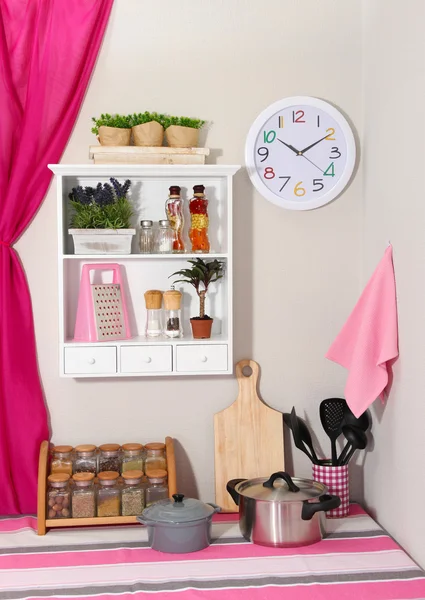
[
  {"left": 206, "top": 502, "right": 221, "bottom": 514},
  {"left": 301, "top": 494, "right": 341, "bottom": 521},
  {"left": 226, "top": 479, "right": 247, "bottom": 506},
  {"left": 263, "top": 472, "right": 300, "bottom": 493}
]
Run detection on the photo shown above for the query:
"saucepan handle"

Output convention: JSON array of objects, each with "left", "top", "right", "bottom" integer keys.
[
  {"left": 206, "top": 502, "right": 221, "bottom": 514},
  {"left": 301, "top": 494, "right": 341, "bottom": 521},
  {"left": 226, "top": 479, "right": 247, "bottom": 506}
]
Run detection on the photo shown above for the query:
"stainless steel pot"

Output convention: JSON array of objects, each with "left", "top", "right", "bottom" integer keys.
[
  {"left": 137, "top": 493, "right": 220, "bottom": 553},
  {"left": 227, "top": 471, "right": 340, "bottom": 547}
]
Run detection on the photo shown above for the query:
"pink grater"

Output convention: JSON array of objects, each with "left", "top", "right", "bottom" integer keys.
[{"left": 73, "top": 263, "right": 131, "bottom": 342}]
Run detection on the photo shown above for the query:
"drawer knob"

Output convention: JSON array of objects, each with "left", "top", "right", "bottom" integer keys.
[
  {"left": 201, "top": 355, "right": 208, "bottom": 363},
  {"left": 87, "top": 358, "right": 96, "bottom": 365},
  {"left": 144, "top": 356, "right": 152, "bottom": 363}
]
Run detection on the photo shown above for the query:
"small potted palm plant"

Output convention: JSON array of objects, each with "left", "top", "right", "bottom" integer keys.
[
  {"left": 163, "top": 115, "right": 205, "bottom": 148},
  {"left": 68, "top": 178, "right": 135, "bottom": 254},
  {"left": 170, "top": 258, "right": 224, "bottom": 339},
  {"left": 91, "top": 113, "right": 132, "bottom": 146},
  {"left": 130, "top": 111, "right": 165, "bottom": 146}
]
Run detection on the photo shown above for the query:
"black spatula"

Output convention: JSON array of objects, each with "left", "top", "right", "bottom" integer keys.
[{"left": 319, "top": 398, "right": 346, "bottom": 465}]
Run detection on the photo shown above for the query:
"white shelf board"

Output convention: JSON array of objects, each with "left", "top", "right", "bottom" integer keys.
[
  {"left": 62, "top": 253, "right": 229, "bottom": 260},
  {"left": 63, "top": 334, "right": 228, "bottom": 347},
  {"left": 49, "top": 164, "right": 240, "bottom": 177}
]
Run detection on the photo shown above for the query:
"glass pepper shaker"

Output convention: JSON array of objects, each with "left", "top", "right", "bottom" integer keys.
[
  {"left": 47, "top": 473, "right": 71, "bottom": 519},
  {"left": 155, "top": 219, "right": 174, "bottom": 254},
  {"left": 189, "top": 185, "right": 210, "bottom": 253},
  {"left": 73, "top": 444, "right": 97, "bottom": 475},
  {"left": 98, "top": 444, "right": 121, "bottom": 473},
  {"left": 139, "top": 220, "right": 154, "bottom": 254},
  {"left": 71, "top": 472, "right": 96, "bottom": 518},
  {"left": 165, "top": 186, "right": 185, "bottom": 253},
  {"left": 145, "top": 470, "right": 169, "bottom": 506},
  {"left": 163, "top": 287, "right": 183, "bottom": 338},
  {"left": 121, "top": 470, "right": 145, "bottom": 516},
  {"left": 97, "top": 471, "right": 121, "bottom": 517},
  {"left": 144, "top": 290, "right": 163, "bottom": 337},
  {"left": 51, "top": 445, "right": 73, "bottom": 476}
]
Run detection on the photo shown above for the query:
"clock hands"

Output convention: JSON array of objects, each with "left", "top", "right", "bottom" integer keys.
[
  {"left": 299, "top": 133, "right": 329, "bottom": 155},
  {"left": 301, "top": 154, "right": 325, "bottom": 173},
  {"left": 277, "top": 138, "right": 302, "bottom": 156}
]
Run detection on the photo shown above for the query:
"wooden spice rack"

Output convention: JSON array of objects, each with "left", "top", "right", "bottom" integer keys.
[{"left": 37, "top": 437, "right": 177, "bottom": 535}]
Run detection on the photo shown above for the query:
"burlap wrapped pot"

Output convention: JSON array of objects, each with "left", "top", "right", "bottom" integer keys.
[
  {"left": 165, "top": 125, "right": 199, "bottom": 148},
  {"left": 98, "top": 126, "right": 131, "bottom": 146},
  {"left": 132, "top": 121, "right": 164, "bottom": 147}
]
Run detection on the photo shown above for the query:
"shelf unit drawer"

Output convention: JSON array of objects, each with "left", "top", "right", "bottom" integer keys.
[
  {"left": 176, "top": 344, "right": 228, "bottom": 372},
  {"left": 120, "top": 345, "right": 172, "bottom": 373},
  {"left": 64, "top": 346, "right": 117, "bottom": 375}
]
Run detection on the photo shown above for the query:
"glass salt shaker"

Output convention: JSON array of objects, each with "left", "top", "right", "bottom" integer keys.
[
  {"left": 144, "top": 442, "right": 167, "bottom": 472},
  {"left": 98, "top": 444, "right": 121, "bottom": 473},
  {"left": 47, "top": 473, "right": 71, "bottom": 519},
  {"left": 71, "top": 472, "right": 95, "bottom": 518},
  {"left": 139, "top": 220, "right": 154, "bottom": 254},
  {"left": 165, "top": 186, "right": 185, "bottom": 253},
  {"left": 51, "top": 445, "right": 73, "bottom": 476},
  {"left": 121, "top": 443, "right": 144, "bottom": 473},
  {"left": 97, "top": 471, "right": 121, "bottom": 517},
  {"left": 73, "top": 444, "right": 97, "bottom": 475},
  {"left": 155, "top": 219, "right": 174, "bottom": 253},
  {"left": 163, "top": 287, "right": 183, "bottom": 338},
  {"left": 145, "top": 469, "right": 169, "bottom": 506},
  {"left": 144, "top": 290, "right": 163, "bottom": 337},
  {"left": 121, "top": 470, "right": 145, "bottom": 516}
]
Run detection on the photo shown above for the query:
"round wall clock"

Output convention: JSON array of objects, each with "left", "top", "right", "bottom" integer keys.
[{"left": 245, "top": 96, "right": 356, "bottom": 210}]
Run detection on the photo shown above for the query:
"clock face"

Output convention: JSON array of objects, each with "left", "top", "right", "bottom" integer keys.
[{"left": 245, "top": 97, "right": 356, "bottom": 210}]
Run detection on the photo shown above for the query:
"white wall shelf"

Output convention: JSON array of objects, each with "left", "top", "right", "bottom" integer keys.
[{"left": 49, "top": 164, "right": 240, "bottom": 378}]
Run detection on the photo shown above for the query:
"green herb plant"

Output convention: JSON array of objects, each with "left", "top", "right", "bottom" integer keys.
[
  {"left": 162, "top": 115, "right": 205, "bottom": 130},
  {"left": 91, "top": 114, "right": 132, "bottom": 135},
  {"left": 69, "top": 178, "right": 133, "bottom": 229},
  {"left": 170, "top": 258, "right": 224, "bottom": 319},
  {"left": 129, "top": 111, "right": 166, "bottom": 127}
]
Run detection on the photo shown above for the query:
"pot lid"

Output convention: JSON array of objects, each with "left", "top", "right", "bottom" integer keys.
[
  {"left": 141, "top": 494, "right": 215, "bottom": 524},
  {"left": 235, "top": 472, "right": 327, "bottom": 502}
]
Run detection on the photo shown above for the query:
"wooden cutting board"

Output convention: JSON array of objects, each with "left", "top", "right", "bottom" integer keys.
[{"left": 214, "top": 359, "right": 285, "bottom": 511}]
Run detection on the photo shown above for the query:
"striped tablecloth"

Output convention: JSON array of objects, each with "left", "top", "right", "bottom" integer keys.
[{"left": 1, "top": 506, "right": 425, "bottom": 600}]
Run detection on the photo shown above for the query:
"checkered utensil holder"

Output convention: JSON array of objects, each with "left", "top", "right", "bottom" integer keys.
[{"left": 312, "top": 463, "right": 349, "bottom": 518}]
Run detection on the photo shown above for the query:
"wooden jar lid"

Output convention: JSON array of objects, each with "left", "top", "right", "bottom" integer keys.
[
  {"left": 52, "top": 445, "right": 73, "bottom": 453},
  {"left": 75, "top": 444, "right": 96, "bottom": 453},
  {"left": 48, "top": 473, "right": 70, "bottom": 483},
  {"left": 163, "top": 289, "right": 182, "bottom": 310},
  {"left": 122, "top": 470, "right": 143, "bottom": 480},
  {"left": 97, "top": 471, "right": 119, "bottom": 481},
  {"left": 144, "top": 290, "right": 163, "bottom": 309},
  {"left": 145, "top": 442, "right": 165, "bottom": 451},
  {"left": 99, "top": 444, "right": 120, "bottom": 452},
  {"left": 122, "top": 443, "right": 143, "bottom": 452},
  {"left": 72, "top": 472, "right": 95, "bottom": 482},
  {"left": 146, "top": 469, "right": 167, "bottom": 479}
]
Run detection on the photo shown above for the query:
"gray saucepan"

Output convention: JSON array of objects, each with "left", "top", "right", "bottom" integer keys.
[
  {"left": 227, "top": 471, "right": 340, "bottom": 547},
  {"left": 137, "top": 493, "right": 220, "bottom": 553}
]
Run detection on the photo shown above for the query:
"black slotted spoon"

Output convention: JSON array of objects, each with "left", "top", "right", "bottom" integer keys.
[{"left": 319, "top": 398, "right": 346, "bottom": 465}]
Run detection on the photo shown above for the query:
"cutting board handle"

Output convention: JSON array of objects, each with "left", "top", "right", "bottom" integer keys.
[{"left": 235, "top": 359, "right": 260, "bottom": 404}]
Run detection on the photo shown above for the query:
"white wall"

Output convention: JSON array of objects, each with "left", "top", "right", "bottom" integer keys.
[
  {"left": 17, "top": 1, "right": 362, "bottom": 501},
  {"left": 362, "top": 0, "right": 425, "bottom": 568}
]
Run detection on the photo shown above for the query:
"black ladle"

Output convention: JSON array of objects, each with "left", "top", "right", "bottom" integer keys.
[
  {"left": 283, "top": 412, "right": 319, "bottom": 464},
  {"left": 289, "top": 407, "right": 315, "bottom": 464},
  {"left": 319, "top": 398, "right": 346, "bottom": 465},
  {"left": 338, "top": 425, "right": 368, "bottom": 465}
]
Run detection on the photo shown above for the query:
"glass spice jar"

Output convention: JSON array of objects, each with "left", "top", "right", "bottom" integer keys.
[
  {"left": 163, "top": 287, "right": 183, "bottom": 338},
  {"left": 98, "top": 444, "right": 121, "bottom": 473},
  {"left": 145, "top": 470, "right": 168, "bottom": 506},
  {"left": 189, "top": 185, "right": 210, "bottom": 253},
  {"left": 97, "top": 471, "right": 121, "bottom": 517},
  {"left": 121, "top": 470, "right": 145, "bottom": 516},
  {"left": 121, "top": 443, "right": 144, "bottom": 473},
  {"left": 51, "top": 445, "right": 73, "bottom": 476},
  {"left": 139, "top": 220, "right": 154, "bottom": 254},
  {"left": 165, "top": 186, "right": 185, "bottom": 253},
  {"left": 73, "top": 444, "right": 97, "bottom": 475},
  {"left": 144, "top": 442, "right": 167, "bottom": 472},
  {"left": 47, "top": 473, "right": 71, "bottom": 519},
  {"left": 144, "top": 290, "right": 163, "bottom": 337},
  {"left": 155, "top": 219, "right": 174, "bottom": 253},
  {"left": 71, "top": 472, "right": 95, "bottom": 518}
]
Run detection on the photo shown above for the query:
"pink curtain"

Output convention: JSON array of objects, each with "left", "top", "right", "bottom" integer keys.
[{"left": 0, "top": 0, "right": 114, "bottom": 514}]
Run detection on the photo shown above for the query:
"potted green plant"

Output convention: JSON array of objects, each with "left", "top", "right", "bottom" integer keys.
[
  {"left": 91, "top": 113, "right": 132, "bottom": 146},
  {"left": 162, "top": 115, "right": 205, "bottom": 148},
  {"left": 130, "top": 111, "right": 165, "bottom": 146},
  {"left": 68, "top": 178, "right": 135, "bottom": 254},
  {"left": 170, "top": 258, "right": 224, "bottom": 339}
]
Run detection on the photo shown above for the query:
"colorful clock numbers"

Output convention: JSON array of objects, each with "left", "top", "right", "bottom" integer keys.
[{"left": 245, "top": 96, "right": 356, "bottom": 210}]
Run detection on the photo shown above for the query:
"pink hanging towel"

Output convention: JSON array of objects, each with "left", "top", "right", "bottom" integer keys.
[{"left": 326, "top": 245, "right": 398, "bottom": 418}]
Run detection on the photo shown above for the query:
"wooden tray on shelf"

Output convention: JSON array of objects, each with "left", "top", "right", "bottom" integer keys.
[
  {"left": 89, "top": 146, "right": 210, "bottom": 165},
  {"left": 37, "top": 436, "right": 177, "bottom": 535}
]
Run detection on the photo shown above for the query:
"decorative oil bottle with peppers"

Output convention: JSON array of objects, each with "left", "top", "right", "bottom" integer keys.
[
  {"left": 189, "top": 185, "right": 210, "bottom": 253},
  {"left": 165, "top": 186, "right": 185, "bottom": 253}
]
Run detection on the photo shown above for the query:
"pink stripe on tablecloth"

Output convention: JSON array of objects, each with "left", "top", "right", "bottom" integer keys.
[
  {"left": 0, "top": 535, "right": 398, "bottom": 570},
  {"left": 0, "top": 516, "right": 37, "bottom": 532}
]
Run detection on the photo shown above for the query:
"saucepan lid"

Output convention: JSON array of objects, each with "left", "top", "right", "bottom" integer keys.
[
  {"left": 235, "top": 472, "right": 328, "bottom": 502},
  {"left": 140, "top": 493, "right": 219, "bottom": 524}
]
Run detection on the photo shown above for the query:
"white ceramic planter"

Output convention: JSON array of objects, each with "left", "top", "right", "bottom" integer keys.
[{"left": 69, "top": 229, "right": 136, "bottom": 255}]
